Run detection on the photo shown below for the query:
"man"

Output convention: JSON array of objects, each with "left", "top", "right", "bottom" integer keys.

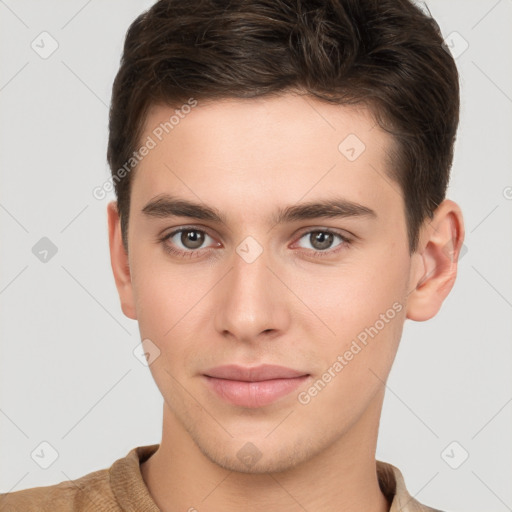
[{"left": 0, "top": 0, "right": 464, "bottom": 510}]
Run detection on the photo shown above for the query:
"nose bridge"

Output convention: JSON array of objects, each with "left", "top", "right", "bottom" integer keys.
[{"left": 214, "top": 235, "right": 286, "bottom": 340}]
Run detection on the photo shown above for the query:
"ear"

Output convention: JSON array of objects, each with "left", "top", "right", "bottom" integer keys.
[
  {"left": 406, "top": 199, "right": 465, "bottom": 321},
  {"left": 107, "top": 201, "right": 137, "bottom": 320}
]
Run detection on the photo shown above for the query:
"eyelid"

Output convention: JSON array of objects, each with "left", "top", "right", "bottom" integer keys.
[
  {"left": 162, "top": 225, "right": 220, "bottom": 247},
  {"left": 162, "top": 224, "right": 217, "bottom": 240},
  {"left": 293, "top": 226, "right": 354, "bottom": 241}
]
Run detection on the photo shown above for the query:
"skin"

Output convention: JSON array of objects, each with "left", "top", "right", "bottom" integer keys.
[{"left": 107, "top": 92, "right": 464, "bottom": 512}]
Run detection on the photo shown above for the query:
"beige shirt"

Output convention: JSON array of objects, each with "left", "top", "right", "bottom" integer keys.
[{"left": 0, "top": 444, "right": 443, "bottom": 511}]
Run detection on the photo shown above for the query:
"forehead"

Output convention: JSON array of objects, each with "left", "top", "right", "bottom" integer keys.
[
  {"left": 141, "top": 93, "right": 388, "bottom": 158},
  {"left": 131, "top": 93, "right": 402, "bottom": 222}
]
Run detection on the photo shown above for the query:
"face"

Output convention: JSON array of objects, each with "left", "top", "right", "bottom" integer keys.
[{"left": 112, "top": 93, "right": 425, "bottom": 473}]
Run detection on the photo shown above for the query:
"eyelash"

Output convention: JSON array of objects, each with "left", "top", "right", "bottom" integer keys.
[{"left": 159, "top": 226, "right": 353, "bottom": 260}]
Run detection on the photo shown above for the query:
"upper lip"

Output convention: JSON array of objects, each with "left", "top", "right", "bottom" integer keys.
[{"left": 203, "top": 364, "right": 308, "bottom": 382}]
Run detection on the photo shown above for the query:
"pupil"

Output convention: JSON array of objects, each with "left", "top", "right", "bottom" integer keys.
[
  {"left": 182, "top": 230, "right": 204, "bottom": 249},
  {"left": 312, "top": 231, "right": 332, "bottom": 250}
]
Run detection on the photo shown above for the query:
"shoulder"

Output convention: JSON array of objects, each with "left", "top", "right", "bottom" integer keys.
[
  {"left": 0, "top": 466, "right": 118, "bottom": 511},
  {"left": 0, "top": 444, "right": 159, "bottom": 512}
]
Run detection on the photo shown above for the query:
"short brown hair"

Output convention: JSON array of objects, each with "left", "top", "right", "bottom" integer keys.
[{"left": 107, "top": 0, "right": 459, "bottom": 254}]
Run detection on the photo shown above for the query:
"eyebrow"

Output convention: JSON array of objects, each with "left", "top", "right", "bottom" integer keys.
[{"left": 141, "top": 194, "right": 377, "bottom": 226}]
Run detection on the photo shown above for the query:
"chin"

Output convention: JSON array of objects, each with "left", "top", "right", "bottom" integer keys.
[{"left": 195, "top": 434, "right": 319, "bottom": 475}]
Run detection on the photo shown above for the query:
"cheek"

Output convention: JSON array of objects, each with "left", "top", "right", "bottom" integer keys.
[
  {"left": 131, "top": 247, "right": 198, "bottom": 328},
  {"left": 301, "top": 265, "right": 407, "bottom": 417},
  {"left": 302, "top": 248, "right": 410, "bottom": 362},
  {"left": 131, "top": 258, "right": 214, "bottom": 369}
]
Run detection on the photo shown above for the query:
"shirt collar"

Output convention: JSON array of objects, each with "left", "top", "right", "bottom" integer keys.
[
  {"left": 110, "top": 444, "right": 438, "bottom": 511},
  {"left": 376, "top": 460, "right": 440, "bottom": 511}
]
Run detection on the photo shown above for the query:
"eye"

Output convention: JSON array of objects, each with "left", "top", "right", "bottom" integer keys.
[
  {"left": 173, "top": 229, "right": 210, "bottom": 249},
  {"left": 294, "top": 229, "right": 350, "bottom": 257},
  {"left": 161, "top": 227, "right": 219, "bottom": 258}
]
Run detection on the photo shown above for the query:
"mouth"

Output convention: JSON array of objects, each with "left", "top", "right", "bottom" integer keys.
[{"left": 202, "top": 364, "right": 311, "bottom": 408}]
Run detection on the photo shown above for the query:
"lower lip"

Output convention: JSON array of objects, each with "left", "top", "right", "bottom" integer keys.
[{"left": 203, "top": 375, "right": 310, "bottom": 408}]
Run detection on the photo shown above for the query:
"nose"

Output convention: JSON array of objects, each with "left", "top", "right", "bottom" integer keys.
[{"left": 213, "top": 239, "right": 290, "bottom": 344}]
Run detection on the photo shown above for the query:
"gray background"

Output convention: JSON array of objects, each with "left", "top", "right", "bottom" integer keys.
[{"left": 0, "top": 1, "right": 511, "bottom": 510}]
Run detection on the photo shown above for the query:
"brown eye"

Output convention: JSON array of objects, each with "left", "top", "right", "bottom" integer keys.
[
  {"left": 163, "top": 228, "right": 215, "bottom": 254},
  {"left": 309, "top": 231, "right": 335, "bottom": 250},
  {"left": 179, "top": 229, "right": 205, "bottom": 249},
  {"left": 296, "top": 230, "right": 346, "bottom": 252}
]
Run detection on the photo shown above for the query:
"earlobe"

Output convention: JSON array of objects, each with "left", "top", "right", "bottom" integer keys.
[
  {"left": 107, "top": 201, "right": 137, "bottom": 320},
  {"left": 406, "top": 199, "right": 465, "bottom": 322}
]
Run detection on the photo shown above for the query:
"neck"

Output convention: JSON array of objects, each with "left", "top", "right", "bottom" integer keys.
[{"left": 141, "top": 393, "right": 390, "bottom": 512}]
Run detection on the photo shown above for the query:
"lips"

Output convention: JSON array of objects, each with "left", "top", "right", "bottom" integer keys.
[
  {"left": 202, "top": 364, "right": 310, "bottom": 408},
  {"left": 203, "top": 364, "right": 308, "bottom": 381}
]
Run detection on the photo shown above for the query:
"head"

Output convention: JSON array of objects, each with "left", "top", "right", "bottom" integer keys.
[{"left": 106, "top": 0, "right": 464, "bottom": 473}]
